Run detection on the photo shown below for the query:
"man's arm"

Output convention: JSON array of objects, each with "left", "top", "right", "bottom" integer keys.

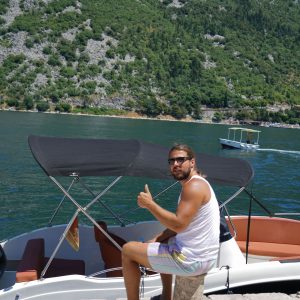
[
  {"left": 138, "top": 181, "right": 210, "bottom": 233},
  {"left": 147, "top": 228, "right": 176, "bottom": 243}
]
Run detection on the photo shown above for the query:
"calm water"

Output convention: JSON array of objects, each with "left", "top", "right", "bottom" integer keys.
[{"left": 0, "top": 111, "right": 299, "bottom": 241}]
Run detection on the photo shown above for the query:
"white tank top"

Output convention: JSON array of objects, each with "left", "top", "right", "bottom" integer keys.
[{"left": 175, "top": 175, "right": 220, "bottom": 261}]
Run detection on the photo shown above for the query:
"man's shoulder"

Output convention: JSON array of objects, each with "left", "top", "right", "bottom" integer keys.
[
  {"left": 184, "top": 175, "right": 209, "bottom": 192},
  {"left": 188, "top": 175, "right": 208, "bottom": 185}
]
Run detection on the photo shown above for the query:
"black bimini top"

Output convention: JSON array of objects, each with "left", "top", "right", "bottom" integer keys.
[{"left": 28, "top": 135, "right": 254, "bottom": 187}]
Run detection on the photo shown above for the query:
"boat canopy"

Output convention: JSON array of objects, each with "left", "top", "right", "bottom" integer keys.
[
  {"left": 228, "top": 127, "right": 261, "bottom": 133},
  {"left": 28, "top": 135, "right": 253, "bottom": 187}
]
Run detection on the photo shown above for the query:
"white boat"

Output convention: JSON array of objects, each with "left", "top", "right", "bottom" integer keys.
[
  {"left": 1, "top": 135, "right": 299, "bottom": 299},
  {"left": 219, "top": 127, "right": 261, "bottom": 150}
]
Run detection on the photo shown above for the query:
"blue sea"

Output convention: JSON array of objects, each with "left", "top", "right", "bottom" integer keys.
[{"left": 0, "top": 111, "right": 299, "bottom": 241}]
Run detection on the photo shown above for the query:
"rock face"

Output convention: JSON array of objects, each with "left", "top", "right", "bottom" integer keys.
[
  {"left": 0, "top": 0, "right": 299, "bottom": 125},
  {"left": 1, "top": 0, "right": 22, "bottom": 27},
  {"left": 0, "top": 0, "right": 133, "bottom": 110},
  {"left": 0, "top": 31, "right": 48, "bottom": 63}
]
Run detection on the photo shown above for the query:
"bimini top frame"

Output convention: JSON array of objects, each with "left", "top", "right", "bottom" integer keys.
[{"left": 28, "top": 135, "right": 255, "bottom": 277}]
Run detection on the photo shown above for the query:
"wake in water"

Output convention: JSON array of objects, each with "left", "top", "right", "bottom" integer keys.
[{"left": 258, "top": 148, "right": 300, "bottom": 155}]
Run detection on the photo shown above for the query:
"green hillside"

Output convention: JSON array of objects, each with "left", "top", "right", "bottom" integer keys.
[{"left": 0, "top": 0, "right": 299, "bottom": 124}]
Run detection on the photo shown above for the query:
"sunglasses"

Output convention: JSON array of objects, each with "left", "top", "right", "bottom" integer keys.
[{"left": 168, "top": 157, "right": 191, "bottom": 165}]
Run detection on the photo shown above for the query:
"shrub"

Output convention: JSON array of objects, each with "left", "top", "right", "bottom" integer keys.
[
  {"left": 23, "top": 96, "right": 34, "bottom": 110},
  {"left": 212, "top": 112, "right": 223, "bottom": 123},
  {"left": 3, "top": 54, "right": 26, "bottom": 69},
  {"left": 25, "top": 38, "right": 34, "bottom": 48},
  {"left": 55, "top": 102, "right": 71, "bottom": 112},
  {"left": 57, "top": 40, "right": 77, "bottom": 62},
  {"left": 106, "top": 49, "right": 115, "bottom": 59},
  {"left": 36, "top": 101, "right": 50, "bottom": 112},
  {"left": 139, "top": 97, "right": 162, "bottom": 117},
  {"left": 0, "top": 18, "right": 5, "bottom": 26},
  {"left": 60, "top": 66, "right": 76, "bottom": 78},
  {"left": 170, "top": 104, "right": 187, "bottom": 119},
  {"left": 80, "top": 81, "right": 97, "bottom": 94},
  {"left": 48, "top": 54, "right": 61, "bottom": 66},
  {"left": 6, "top": 98, "right": 19, "bottom": 107},
  {"left": 43, "top": 46, "right": 52, "bottom": 55}
]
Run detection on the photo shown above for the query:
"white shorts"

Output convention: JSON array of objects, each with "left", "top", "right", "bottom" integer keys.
[{"left": 147, "top": 237, "right": 216, "bottom": 276}]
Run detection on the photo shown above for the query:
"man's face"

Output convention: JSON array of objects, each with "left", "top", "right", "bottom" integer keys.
[{"left": 168, "top": 150, "right": 194, "bottom": 181}]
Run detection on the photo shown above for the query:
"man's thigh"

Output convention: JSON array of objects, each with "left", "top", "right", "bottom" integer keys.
[{"left": 123, "top": 241, "right": 152, "bottom": 268}]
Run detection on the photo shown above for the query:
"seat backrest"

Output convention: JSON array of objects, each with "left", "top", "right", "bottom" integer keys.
[
  {"left": 94, "top": 221, "right": 126, "bottom": 277},
  {"left": 16, "top": 238, "right": 45, "bottom": 283},
  {"left": 227, "top": 216, "right": 300, "bottom": 245}
]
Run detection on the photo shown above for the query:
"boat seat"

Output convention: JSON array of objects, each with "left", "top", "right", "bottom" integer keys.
[
  {"left": 43, "top": 257, "right": 85, "bottom": 278},
  {"left": 236, "top": 241, "right": 300, "bottom": 257},
  {"left": 227, "top": 216, "right": 300, "bottom": 258},
  {"left": 94, "top": 221, "right": 126, "bottom": 277},
  {"left": 270, "top": 255, "right": 300, "bottom": 263},
  {"left": 16, "top": 238, "right": 85, "bottom": 283},
  {"left": 16, "top": 238, "right": 45, "bottom": 283}
]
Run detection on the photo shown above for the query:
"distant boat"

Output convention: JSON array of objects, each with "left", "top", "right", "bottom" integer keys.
[{"left": 219, "top": 127, "right": 260, "bottom": 150}]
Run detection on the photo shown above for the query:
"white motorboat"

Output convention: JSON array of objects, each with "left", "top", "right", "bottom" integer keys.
[
  {"left": 219, "top": 127, "right": 261, "bottom": 150},
  {"left": 0, "top": 135, "right": 299, "bottom": 299}
]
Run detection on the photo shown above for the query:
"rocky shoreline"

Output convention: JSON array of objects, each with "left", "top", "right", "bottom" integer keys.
[{"left": 1, "top": 107, "right": 299, "bottom": 130}]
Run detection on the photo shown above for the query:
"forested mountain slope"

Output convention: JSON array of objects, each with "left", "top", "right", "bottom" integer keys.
[{"left": 0, "top": 0, "right": 299, "bottom": 123}]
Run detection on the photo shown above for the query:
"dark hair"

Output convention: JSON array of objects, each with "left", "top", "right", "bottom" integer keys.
[
  {"left": 169, "top": 144, "right": 203, "bottom": 175},
  {"left": 169, "top": 144, "right": 196, "bottom": 159}
]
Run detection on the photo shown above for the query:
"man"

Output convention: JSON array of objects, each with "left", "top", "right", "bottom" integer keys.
[{"left": 122, "top": 144, "right": 220, "bottom": 300}]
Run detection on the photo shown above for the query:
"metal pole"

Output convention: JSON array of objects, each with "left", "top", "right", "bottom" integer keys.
[
  {"left": 49, "top": 176, "right": 123, "bottom": 251},
  {"left": 41, "top": 211, "right": 78, "bottom": 278},
  {"left": 120, "top": 181, "right": 179, "bottom": 216},
  {"left": 79, "top": 178, "right": 125, "bottom": 225},
  {"left": 274, "top": 212, "right": 300, "bottom": 216},
  {"left": 41, "top": 176, "right": 124, "bottom": 278},
  {"left": 219, "top": 187, "right": 245, "bottom": 209},
  {"left": 244, "top": 189, "right": 273, "bottom": 216},
  {"left": 245, "top": 195, "right": 252, "bottom": 264},
  {"left": 48, "top": 178, "right": 76, "bottom": 226}
]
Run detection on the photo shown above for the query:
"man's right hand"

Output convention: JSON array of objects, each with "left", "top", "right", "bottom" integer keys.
[{"left": 137, "top": 184, "right": 153, "bottom": 209}]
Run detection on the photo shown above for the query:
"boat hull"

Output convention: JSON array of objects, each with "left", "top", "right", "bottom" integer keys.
[
  {"left": 0, "top": 274, "right": 163, "bottom": 300},
  {"left": 1, "top": 219, "right": 300, "bottom": 299},
  {"left": 219, "top": 138, "right": 260, "bottom": 150},
  {"left": 1, "top": 261, "right": 300, "bottom": 299},
  {"left": 205, "top": 260, "right": 300, "bottom": 295}
]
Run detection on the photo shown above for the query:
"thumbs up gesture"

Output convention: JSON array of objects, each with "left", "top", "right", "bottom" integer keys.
[
  {"left": 137, "top": 184, "right": 153, "bottom": 208},
  {"left": 144, "top": 184, "right": 150, "bottom": 194}
]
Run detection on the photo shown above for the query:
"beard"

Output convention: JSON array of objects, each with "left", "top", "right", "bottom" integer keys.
[{"left": 171, "top": 167, "right": 191, "bottom": 181}]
